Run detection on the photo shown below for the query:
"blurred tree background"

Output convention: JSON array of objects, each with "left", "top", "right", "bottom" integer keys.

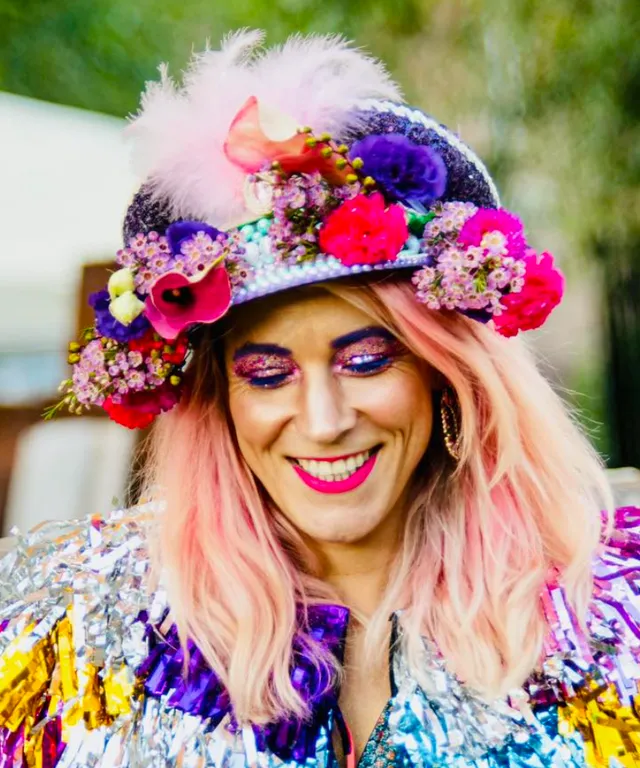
[{"left": 0, "top": 0, "right": 638, "bottom": 465}]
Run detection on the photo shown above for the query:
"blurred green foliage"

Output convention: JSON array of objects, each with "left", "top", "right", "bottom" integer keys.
[{"left": 0, "top": 0, "right": 638, "bottom": 463}]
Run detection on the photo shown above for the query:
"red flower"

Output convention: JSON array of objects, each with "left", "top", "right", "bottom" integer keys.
[
  {"left": 493, "top": 250, "right": 565, "bottom": 338},
  {"left": 319, "top": 193, "right": 408, "bottom": 266},
  {"left": 103, "top": 383, "right": 181, "bottom": 429},
  {"left": 128, "top": 330, "right": 164, "bottom": 355}
]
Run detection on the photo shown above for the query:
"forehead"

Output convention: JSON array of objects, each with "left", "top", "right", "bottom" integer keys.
[{"left": 225, "top": 289, "right": 379, "bottom": 350}]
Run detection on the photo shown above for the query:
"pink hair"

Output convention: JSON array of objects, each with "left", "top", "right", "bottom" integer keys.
[{"left": 144, "top": 278, "right": 612, "bottom": 722}]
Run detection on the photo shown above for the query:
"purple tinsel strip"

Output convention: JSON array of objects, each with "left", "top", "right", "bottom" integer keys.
[
  {"left": 0, "top": 725, "right": 23, "bottom": 768},
  {"left": 138, "top": 604, "right": 350, "bottom": 762}
]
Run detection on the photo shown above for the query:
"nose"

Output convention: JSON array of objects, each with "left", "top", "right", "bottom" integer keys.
[{"left": 297, "top": 368, "right": 357, "bottom": 444}]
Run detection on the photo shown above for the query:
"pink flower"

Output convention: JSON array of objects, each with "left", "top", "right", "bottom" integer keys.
[
  {"left": 144, "top": 263, "right": 232, "bottom": 340},
  {"left": 318, "top": 193, "right": 408, "bottom": 266},
  {"left": 458, "top": 208, "right": 526, "bottom": 259},
  {"left": 493, "top": 251, "right": 564, "bottom": 337}
]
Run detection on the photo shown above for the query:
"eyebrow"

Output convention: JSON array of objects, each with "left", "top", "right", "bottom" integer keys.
[
  {"left": 330, "top": 326, "right": 395, "bottom": 350},
  {"left": 233, "top": 342, "right": 292, "bottom": 360}
]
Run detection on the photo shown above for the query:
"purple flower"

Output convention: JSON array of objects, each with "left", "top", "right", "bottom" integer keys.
[
  {"left": 166, "top": 221, "right": 222, "bottom": 254},
  {"left": 89, "top": 290, "right": 150, "bottom": 342},
  {"left": 350, "top": 133, "right": 447, "bottom": 206}
]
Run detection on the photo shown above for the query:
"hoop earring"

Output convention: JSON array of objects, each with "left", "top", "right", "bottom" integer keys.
[{"left": 440, "top": 387, "right": 461, "bottom": 461}]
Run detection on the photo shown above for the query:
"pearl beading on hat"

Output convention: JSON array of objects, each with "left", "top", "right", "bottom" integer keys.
[{"left": 229, "top": 218, "right": 429, "bottom": 307}]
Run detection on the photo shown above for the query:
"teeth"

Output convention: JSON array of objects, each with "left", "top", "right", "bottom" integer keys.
[{"left": 295, "top": 449, "right": 375, "bottom": 481}]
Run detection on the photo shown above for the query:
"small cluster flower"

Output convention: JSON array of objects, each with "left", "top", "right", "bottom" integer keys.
[
  {"left": 117, "top": 231, "right": 173, "bottom": 294},
  {"left": 116, "top": 229, "right": 229, "bottom": 295},
  {"left": 47, "top": 329, "right": 188, "bottom": 428},
  {"left": 267, "top": 172, "right": 360, "bottom": 264},
  {"left": 412, "top": 205, "right": 528, "bottom": 318}
]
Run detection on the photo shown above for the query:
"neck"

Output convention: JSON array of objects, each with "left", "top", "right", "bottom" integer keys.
[{"left": 305, "top": 510, "right": 404, "bottom": 617}]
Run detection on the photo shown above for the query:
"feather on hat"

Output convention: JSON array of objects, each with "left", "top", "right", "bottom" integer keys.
[{"left": 128, "top": 30, "right": 402, "bottom": 228}]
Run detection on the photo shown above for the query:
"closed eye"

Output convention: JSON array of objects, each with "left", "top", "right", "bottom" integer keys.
[
  {"left": 245, "top": 370, "right": 297, "bottom": 389},
  {"left": 338, "top": 354, "right": 395, "bottom": 376}
]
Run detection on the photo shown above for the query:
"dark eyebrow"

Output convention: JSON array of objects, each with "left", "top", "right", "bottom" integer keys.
[
  {"left": 331, "top": 326, "right": 395, "bottom": 350},
  {"left": 233, "top": 342, "right": 292, "bottom": 361}
]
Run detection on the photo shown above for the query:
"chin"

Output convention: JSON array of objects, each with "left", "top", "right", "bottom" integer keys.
[{"left": 288, "top": 501, "right": 392, "bottom": 545}]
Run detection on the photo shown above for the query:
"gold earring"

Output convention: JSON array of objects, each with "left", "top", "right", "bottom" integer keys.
[{"left": 440, "top": 387, "right": 461, "bottom": 461}]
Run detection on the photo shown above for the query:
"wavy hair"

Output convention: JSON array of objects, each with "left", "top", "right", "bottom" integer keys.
[{"left": 143, "top": 277, "right": 612, "bottom": 723}]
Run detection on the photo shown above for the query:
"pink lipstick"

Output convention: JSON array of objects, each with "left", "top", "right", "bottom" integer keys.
[{"left": 291, "top": 450, "right": 379, "bottom": 495}]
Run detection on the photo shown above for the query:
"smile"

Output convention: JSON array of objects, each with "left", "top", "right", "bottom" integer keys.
[{"left": 289, "top": 447, "right": 381, "bottom": 495}]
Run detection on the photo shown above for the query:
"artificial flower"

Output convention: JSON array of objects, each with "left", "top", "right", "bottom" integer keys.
[
  {"left": 493, "top": 250, "right": 564, "bottom": 337},
  {"left": 144, "top": 263, "right": 232, "bottom": 340},
  {"left": 103, "top": 382, "right": 181, "bottom": 429},
  {"left": 318, "top": 192, "right": 408, "bottom": 266},
  {"left": 165, "top": 221, "right": 223, "bottom": 257},
  {"left": 224, "top": 96, "right": 350, "bottom": 185},
  {"left": 109, "top": 292, "right": 146, "bottom": 325},
  {"left": 108, "top": 267, "right": 136, "bottom": 299},
  {"left": 458, "top": 208, "right": 527, "bottom": 260},
  {"left": 349, "top": 133, "right": 447, "bottom": 205},
  {"left": 89, "top": 289, "right": 150, "bottom": 342}
]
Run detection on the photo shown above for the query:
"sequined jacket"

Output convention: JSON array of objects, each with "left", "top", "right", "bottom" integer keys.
[{"left": 1, "top": 505, "right": 639, "bottom": 768}]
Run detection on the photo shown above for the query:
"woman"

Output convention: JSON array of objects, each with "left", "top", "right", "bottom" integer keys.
[{"left": 1, "top": 30, "right": 639, "bottom": 768}]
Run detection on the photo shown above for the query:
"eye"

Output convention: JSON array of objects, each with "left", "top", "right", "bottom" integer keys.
[
  {"left": 338, "top": 353, "right": 394, "bottom": 376},
  {"left": 333, "top": 336, "right": 406, "bottom": 377},
  {"left": 245, "top": 370, "right": 297, "bottom": 389},
  {"left": 232, "top": 353, "right": 299, "bottom": 390}
]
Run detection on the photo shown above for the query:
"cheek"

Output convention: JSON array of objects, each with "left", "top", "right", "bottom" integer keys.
[
  {"left": 227, "top": 386, "right": 288, "bottom": 459},
  {"left": 345, "top": 366, "right": 433, "bottom": 437}
]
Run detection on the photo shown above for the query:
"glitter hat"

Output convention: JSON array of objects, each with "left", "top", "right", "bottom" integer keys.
[{"left": 51, "top": 31, "right": 565, "bottom": 428}]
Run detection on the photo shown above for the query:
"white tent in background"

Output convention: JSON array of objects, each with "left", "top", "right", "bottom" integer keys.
[
  {"left": 0, "top": 93, "right": 137, "bottom": 349},
  {"left": 0, "top": 93, "right": 139, "bottom": 534},
  {"left": 0, "top": 92, "right": 138, "bottom": 401}
]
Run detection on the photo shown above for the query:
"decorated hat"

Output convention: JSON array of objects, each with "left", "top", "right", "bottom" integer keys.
[{"left": 50, "top": 31, "right": 564, "bottom": 429}]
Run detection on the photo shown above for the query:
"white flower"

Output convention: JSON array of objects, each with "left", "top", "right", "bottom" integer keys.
[
  {"left": 109, "top": 291, "right": 145, "bottom": 325},
  {"left": 480, "top": 231, "right": 508, "bottom": 256},
  {"left": 108, "top": 268, "right": 136, "bottom": 299}
]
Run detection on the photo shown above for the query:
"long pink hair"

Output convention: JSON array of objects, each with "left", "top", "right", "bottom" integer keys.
[{"left": 144, "top": 278, "right": 611, "bottom": 722}]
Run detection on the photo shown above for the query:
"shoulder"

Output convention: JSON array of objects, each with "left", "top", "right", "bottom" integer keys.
[
  {"left": 542, "top": 506, "right": 640, "bottom": 671},
  {"left": 0, "top": 504, "right": 165, "bottom": 762},
  {"left": 0, "top": 503, "right": 158, "bottom": 614},
  {"left": 534, "top": 507, "right": 640, "bottom": 764}
]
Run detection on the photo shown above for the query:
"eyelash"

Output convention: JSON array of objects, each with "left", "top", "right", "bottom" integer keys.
[
  {"left": 246, "top": 370, "right": 297, "bottom": 389},
  {"left": 336, "top": 353, "right": 395, "bottom": 376}
]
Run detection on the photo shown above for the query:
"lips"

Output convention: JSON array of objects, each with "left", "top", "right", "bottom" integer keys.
[{"left": 289, "top": 446, "right": 381, "bottom": 494}]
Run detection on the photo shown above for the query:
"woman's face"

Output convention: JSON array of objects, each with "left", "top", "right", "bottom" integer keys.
[{"left": 225, "top": 289, "right": 434, "bottom": 545}]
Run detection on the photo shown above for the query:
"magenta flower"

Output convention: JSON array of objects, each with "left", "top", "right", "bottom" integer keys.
[
  {"left": 144, "top": 263, "right": 232, "bottom": 340},
  {"left": 458, "top": 209, "right": 527, "bottom": 260},
  {"left": 493, "top": 250, "right": 565, "bottom": 337},
  {"left": 318, "top": 193, "right": 408, "bottom": 266}
]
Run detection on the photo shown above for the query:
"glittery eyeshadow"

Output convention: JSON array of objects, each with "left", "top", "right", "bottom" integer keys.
[
  {"left": 333, "top": 334, "right": 406, "bottom": 370},
  {"left": 233, "top": 354, "right": 296, "bottom": 379}
]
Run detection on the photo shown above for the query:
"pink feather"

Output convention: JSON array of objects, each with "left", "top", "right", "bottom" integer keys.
[{"left": 127, "top": 30, "right": 403, "bottom": 229}]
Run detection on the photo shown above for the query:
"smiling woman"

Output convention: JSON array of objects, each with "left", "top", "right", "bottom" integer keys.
[
  {"left": 1, "top": 30, "right": 640, "bottom": 768},
  {"left": 225, "top": 290, "right": 433, "bottom": 543}
]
